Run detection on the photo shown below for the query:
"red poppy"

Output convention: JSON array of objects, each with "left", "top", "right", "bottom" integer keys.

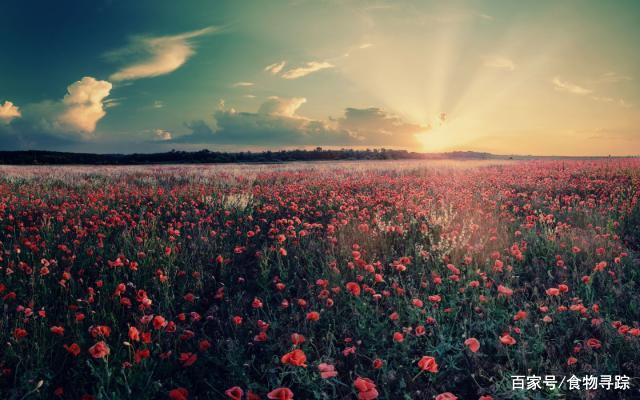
[
  {"left": 436, "top": 393, "right": 458, "bottom": 400},
  {"left": 464, "top": 337, "right": 480, "bottom": 353},
  {"left": 499, "top": 334, "right": 517, "bottom": 346},
  {"left": 281, "top": 349, "right": 307, "bottom": 367},
  {"left": 225, "top": 386, "right": 244, "bottom": 400},
  {"left": 169, "top": 388, "right": 188, "bottom": 400},
  {"left": 353, "top": 377, "right": 378, "bottom": 400},
  {"left": 417, "top": 356, "right": 438, "bottom": 373},
  {"left": 290, "top": 333, "right": 305, "bottom": 345},
  {"left": 64, "top": 343, "right": 81, "bottom": 356},
  {"left": 306, "top": 311, "right": 320, "bottom": 321},
  {"left": 50, "top": 326, "right": 65, "bottom": 336},
  {"left": 267, "top": 387, "right": 294, "bottom": 400},
  {"left": 318, "top": 363, "right": 337, "bottom": 379},
  {"left": 88, "top": 341, "right": 110, "bottom": 359}
]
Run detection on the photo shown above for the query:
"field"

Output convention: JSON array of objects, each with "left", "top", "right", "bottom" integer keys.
[{"left": 1, "top": 159, "right": 639, "bottom": 400}]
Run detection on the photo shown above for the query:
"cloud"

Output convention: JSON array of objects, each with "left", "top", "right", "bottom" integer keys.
[
  {"left": 553, "top": 76, "right": 631, "bottom": 107},
  {"left": 0, "top": 76, "right": 112, "bottom": 149},
  {"left": 232, "top": 82, "right": 254, "bottom": 87},
  {"left": 58, "top": 77, "right": 112, "bottom": 134},
  {"left": 359, "top": 43, "right": 373, "bottom": 49},
  {"left": 153, "top": 129, "right": 172, "bottom": 141},
  {"left": 109, "top": 27, "right": 215, "bottom": 81},
  {"left": 333, "top": 107, "right": 427, "bottom": 145},
  {"left": 593, "top": 72, "right": 632, "bottom": 84},
  {"left": 257, "top": 96, "right": 306, "bottom": 117},
  {"left": 552, "top": 77, "right": 592, "bottom": 95},
  {"left": 483, "top": 56, "right": 515, "bottom": 71},
  {"left": 174, "top": 98, "right": 427, "bottom": 147},
  {"left": 280, "top": 61, "right": 334, "bottom": 79},
  {"left": 0, "top": 101, "right": 21, "bottom": 123},
  {"left": 264, "top": 61, "right": 286, "bottom": 75}
]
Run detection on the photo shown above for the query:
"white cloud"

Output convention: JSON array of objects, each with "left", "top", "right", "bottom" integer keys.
[
  {"left": 264, "top": 61, "right": 286, "bottom": 75},
  {"left": 153, "top": 129, "right": 173, "bottom": 141},
  {"left": 483, "top": 56, "right": 515, "bottom": 71},
  {"left": 593, "top": 72, "right": 632, "bottom": 84},
  {"left": 257, "top": 96, "right": 307, "bottom": 118},
  {"left": 232, "top": 81, "right": 254, "bottom": 87},
  {"left": 58, "top": 77, "right": 112, "bottom": 134},
  {"left": 359, "top": 43, "right": 373, "bottom": 49},
  {"left": 0, "top": 101, "right": 21, "bottom": 123},
  {"left": 280, "top": 61, "right": 334, "bottom": 79},
  {"left": 552, "top": 77, "right": 592, "bottom": 95},
  {"left": 109, "top": 27, "right": 215, "bottom": 81}
]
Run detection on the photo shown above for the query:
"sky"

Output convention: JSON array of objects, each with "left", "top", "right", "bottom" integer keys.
[{"left": 0, "top": 0, "right": 639, "bottom": 156}]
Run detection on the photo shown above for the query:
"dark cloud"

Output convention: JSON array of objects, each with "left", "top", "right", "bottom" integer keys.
[{"left": 173, "top": 97, "right": 428, "bottom": 147}]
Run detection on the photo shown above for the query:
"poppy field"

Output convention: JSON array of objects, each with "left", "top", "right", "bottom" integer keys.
[{"left": 0, "top": 159, "right": 639, "bottom": 400}]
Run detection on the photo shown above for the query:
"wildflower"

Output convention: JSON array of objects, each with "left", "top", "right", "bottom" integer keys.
[
  {"left": 497, "top": 285, "right": 513, "bottom": 296},
  {"left": 64, "top": 343, "right": 81, "bottom": 356},
  {"left": 353, "top": 377, "right": 378, "bottom": 400},
  {"left": 586, "top": 338, "right": 602, "bottom": 349},
  {"left": 545, "top": 288, "right": 560, "bottom": 296},
  {"left": 346, "top": 282, "right": 361, "bottom": 296},
  {"left": 180, "top": 352, "right": 198, "bottom": 367},
  {"left": 267, "top": 387, "right": 294, "bottom": 400},
  {"left": 169, "top": 388, "right": 189, "bottom": 400},
  {"left": 499, "top": 334, "right": 517, "bottom": 346},
  {"left": 88, "top": 341, "right": 110, "bottom": 359},
  {"left": 417, "top": 356, "right": 438, "bottom": 373},
  {"left": 281, "top": 349, "right": 307, "bottom": 367},
  {"left": 318, "top": 363, "right": 337, "bottom": 379},
  {"left": 464, "top": 337, "right": 480, "bottom": 353},
  {"left": 290, "top": 333, "right": 305, "bottom": 345},
  {"left": 225, "top": 387, "right": 244, "bottom": 400},
  {"left": 436, "top": 393, "right": 458, "bottom": 400},
  {"left": 306, "top": 311, "right": 320, "bottom": 321},
  {"left": 50, "top": 326, "right": 65, "bottom": 336}
]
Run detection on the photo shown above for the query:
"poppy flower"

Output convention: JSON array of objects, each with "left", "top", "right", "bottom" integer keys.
[
  {"left": 169, "top": 388, "right": 188, "bottom": 400},
  {"left": 50, "top": 326, "right": 65, "bottom": 336},
  {"left": 346, "top": 282, "right": 361, "bottom": 296},
  {"left": 436, "top": 393, "right": 458, "bottom": 400},
  {"left": 225, "top": 386, "right": 244, "bottom": 400},
  {"left": 497, "top": 285, "right": 513, "bottom": 296},
  {"left": 180, "top": 352, "right": 198, "bottom": 367},
  {"left": 353, "top": 377, "right": 378, "bottom": 400},
  {"left": 586, "top": 338, "right": 601, "bottom": 349},
  {"left": 417, "top": 356, "right": 438, "bottom": 373},
  {"left": 545, "top": 288, "right": 560, "bottom": 296},
  {"left": 14, "top": 328, "right": 28, "bottom": 340},
  {"left": 513, "top": 311, "right": 527, "bottom": 321},
  {"left": 306, "top": 311, "right": 320, "bottom": 321},
  {"left": 499, "top": 334, "right": 517, "bottom": 346},
  {"left": 290, "top": 333, "right": 305, "bottom": 345},
  {"left": 64, "top": 343, "right": 81, "bottom": 356},
  {"left": 464, "top": 337, "right": 480, "bottom": 353},
  {"left": 318, "top": 363, "right": 338, "bottom": 379},
  {"left": 267, "top": 387, "right": 294, "bottom": 400},
  {"left": 281, "top": 349, "right": 307, "bottom": 367},
  {"left": 88, "top": 341, "right": 110, "bottom": 359}
]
